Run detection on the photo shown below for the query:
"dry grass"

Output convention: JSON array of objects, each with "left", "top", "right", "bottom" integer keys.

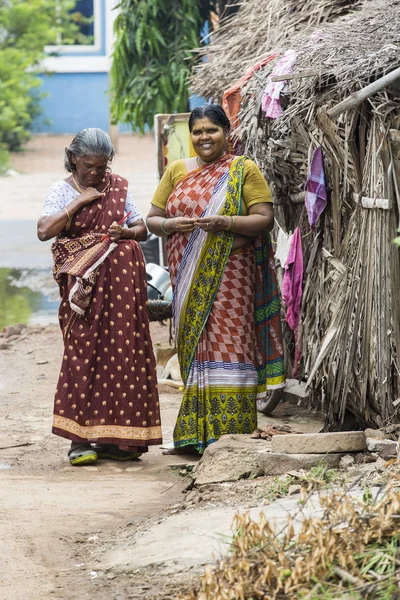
[{"left": 180, "top": 475, "right": 400, "bottom": 599}]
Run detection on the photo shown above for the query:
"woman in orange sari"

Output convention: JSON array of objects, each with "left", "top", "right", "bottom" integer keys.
[
  {"left": 38, "top": 128, "right": 162, "bottom": 465},
  {"left": 147, "top": 105, "right": 285, "bottom": 454}
]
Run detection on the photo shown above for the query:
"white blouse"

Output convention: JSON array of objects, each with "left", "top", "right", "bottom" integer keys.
[{"left": 42, "top": 180, "right": 142, "bottom": 226}]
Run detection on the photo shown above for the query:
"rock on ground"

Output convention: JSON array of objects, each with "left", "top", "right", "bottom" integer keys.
[
  {"left": 366, "top": 438, "right": 398, "bottom": 458},
  {"left": 193, "top": 434, "right": 346, "bottom": 486}
]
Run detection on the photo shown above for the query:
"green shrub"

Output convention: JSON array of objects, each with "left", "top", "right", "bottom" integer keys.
[{"left": 0, "top": 0, "right": 85, "bottom": 165}]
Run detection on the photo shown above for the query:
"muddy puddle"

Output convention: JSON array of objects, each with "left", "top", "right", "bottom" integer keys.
[{"left": 0, "top": 268, "right": 59, "bottom": 330}]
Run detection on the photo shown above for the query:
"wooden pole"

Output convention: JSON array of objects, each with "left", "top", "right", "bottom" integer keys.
[
  {"left": 109, "top": 124, "right": 119, "bottom": 153},
  {"left": 327, "top": 67, "right": 400, "bottom": 119}
]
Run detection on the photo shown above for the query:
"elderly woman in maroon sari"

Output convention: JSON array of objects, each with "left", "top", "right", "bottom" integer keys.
[{"left": 37, "top": 128, "right": 162, "bottom": 465}]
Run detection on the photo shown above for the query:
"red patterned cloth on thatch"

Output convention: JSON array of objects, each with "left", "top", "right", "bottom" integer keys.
[
  {"left": 222, "top": 55, "right": 277, "bottom": 129},
  {"left": 51, "top": 173, "right": 162, "bottom": 451}
]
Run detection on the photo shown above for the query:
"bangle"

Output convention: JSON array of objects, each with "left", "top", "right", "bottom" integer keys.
[
  {"left": 225, "top": 215, "right": 231, "bottom": 231},
  {"left": 230, "top": 216, "right": 235, "bottom": 231},
  {"left": 132, "top": 227, "right": 136, "bottom": 240},
  {"left": 64, "top": 206, "right": 71, "bottom": 220},
  {"left": 161, "top": 218, "right": 169, "bottom": 235}
]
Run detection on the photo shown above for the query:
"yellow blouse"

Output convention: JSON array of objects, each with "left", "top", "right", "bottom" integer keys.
[{"left": 151, "top": 158, "right": 272, "bottom": 215}]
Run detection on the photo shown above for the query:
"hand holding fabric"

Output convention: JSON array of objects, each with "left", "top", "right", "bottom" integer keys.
[
  {"left": 79, "top": 187, "right": 104, "bottom": 205},
  {"left": 196, "top": 215, "right": 230, "bottom": 233}
]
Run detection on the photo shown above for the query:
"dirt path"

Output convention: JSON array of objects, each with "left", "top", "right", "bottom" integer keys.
[
  {"left": 0, "top": 322, "right": 196, "bottom": 600},
  {"left": 1, "top": 135, "right": 325, "bottom": 599},
  {"left": 0, "top": 322, "right": 324, "bottom": 600}
]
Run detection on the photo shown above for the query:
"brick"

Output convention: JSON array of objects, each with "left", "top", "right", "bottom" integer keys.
[{"left": 271, "top": 431, "right": 366, "bottom": 454}]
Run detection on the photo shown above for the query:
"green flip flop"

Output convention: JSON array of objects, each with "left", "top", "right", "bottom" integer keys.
[{"left": 68, "top": 444, "right": 98, "bottom": 466}]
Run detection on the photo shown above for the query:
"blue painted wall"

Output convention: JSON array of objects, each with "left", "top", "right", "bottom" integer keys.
[{"left": 34, "top": 72, "right": 110, "bottom": 133}]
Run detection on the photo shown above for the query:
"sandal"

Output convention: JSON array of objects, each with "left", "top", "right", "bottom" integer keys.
[
  {"left": 93, "top": 444, "right": 142, "bottom": 461},
  {"left": 68, "top": 443, "right": 98, "bottom": 466}
]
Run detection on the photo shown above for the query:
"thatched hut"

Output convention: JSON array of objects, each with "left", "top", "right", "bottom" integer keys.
[{"left": 191, "top": 0, "right": 400, "bottom": 430}]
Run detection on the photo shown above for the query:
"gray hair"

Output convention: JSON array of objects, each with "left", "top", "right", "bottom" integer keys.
[{"left": 64, "top": 128, "right": 115, "bottom": 172}]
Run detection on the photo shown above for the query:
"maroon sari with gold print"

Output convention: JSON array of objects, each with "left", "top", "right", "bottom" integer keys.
[{"left": 51, "top": 173, "right": 162, "bottom": 451}]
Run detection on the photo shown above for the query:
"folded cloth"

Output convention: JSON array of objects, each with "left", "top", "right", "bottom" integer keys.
[
  {"left": 305, "top": 146, "right": 327, "bottom": 230},
  {"left": 52, "top": 233, "right": 117, "bottom": 316},
  {"left": 261, "top": 49, "right": 297, "bottom": 119}
]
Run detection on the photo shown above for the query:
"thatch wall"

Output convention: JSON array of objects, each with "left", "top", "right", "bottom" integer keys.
[{"left": 192, "top": 0, "right": 400, "bottom": 429}]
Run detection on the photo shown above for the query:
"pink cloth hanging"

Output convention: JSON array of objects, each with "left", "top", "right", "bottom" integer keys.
[
  {"left": 282, "top": 227, "right": 303, "bottom": 377},
  {"left": 282, "top": 227, "right": 303, "bottom": 332},
  {"left": 261, "top": 49, "right": 297, "bottom": 119}
]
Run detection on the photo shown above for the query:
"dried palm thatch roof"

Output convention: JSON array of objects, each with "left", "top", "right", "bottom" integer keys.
[
  {"left": 192, "top": 0, "right": 400, "bottom": 430},
  {"left": 191, "top": 0, "right": 364, "bottom": 99}
]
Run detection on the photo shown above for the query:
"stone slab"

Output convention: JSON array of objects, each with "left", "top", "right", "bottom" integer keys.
[
  {"left": 100, "top": 487, "right": 380, "bottom": 575},
  {"left": 271, "top": 431, "right": 366, "bottom": 454},
  {"left": 257, "top": 451, "right": 344, "bottom": 476},
  {"left": 192, "top": 435, "right": 345, "bottom": 486},
  {"left": 101, "top": 493, "right": 324, "bottom": 573},
  {"left": 364, "top": 428, "right": 387, "bottom": 440}
]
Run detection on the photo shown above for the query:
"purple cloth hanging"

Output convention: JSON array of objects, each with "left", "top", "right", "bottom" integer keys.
[{"left": 305, "top": 146, "right": 327, "bottom": 230}]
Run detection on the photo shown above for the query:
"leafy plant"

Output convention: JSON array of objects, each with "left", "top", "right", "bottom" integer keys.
[
  {"left": 0, "top": 0, "right": 86, "bottom": 166},
  {"left": 265, "top": 465, "right": 340, "bottom": 502},
  {"left": 0, "top": 268, "right": 41, "bottom": 329},
  {"left": 110, "top": 0, "right": 237, "bottom": 132},
  {"left": 307, "top": 464, "right": 340, "bottom": 484},
  {"left": 110, "top": 0, "right": 205, "bottom": 132},
  {"left": 266, "top": 475, "right": 297, "bottom": 501}
]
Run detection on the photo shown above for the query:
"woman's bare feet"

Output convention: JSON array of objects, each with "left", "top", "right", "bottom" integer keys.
[{"left": 162, "top": 445, "right": 199, "bottom": 456}]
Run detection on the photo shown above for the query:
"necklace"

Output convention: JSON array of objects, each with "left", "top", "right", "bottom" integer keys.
[
  {"left": 72, "top": 172, "right": 111, "bottom": 196},
  {"left": 72, "top": 173, "right": 85, "bottom": 193}
]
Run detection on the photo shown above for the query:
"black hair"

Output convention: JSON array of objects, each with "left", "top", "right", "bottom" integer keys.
[
  {"left": 64, "top": 128, "right": 115, "bottom": 172},
  {"left": 188, "top": 104, "right": 231, "bottom": 133}
]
